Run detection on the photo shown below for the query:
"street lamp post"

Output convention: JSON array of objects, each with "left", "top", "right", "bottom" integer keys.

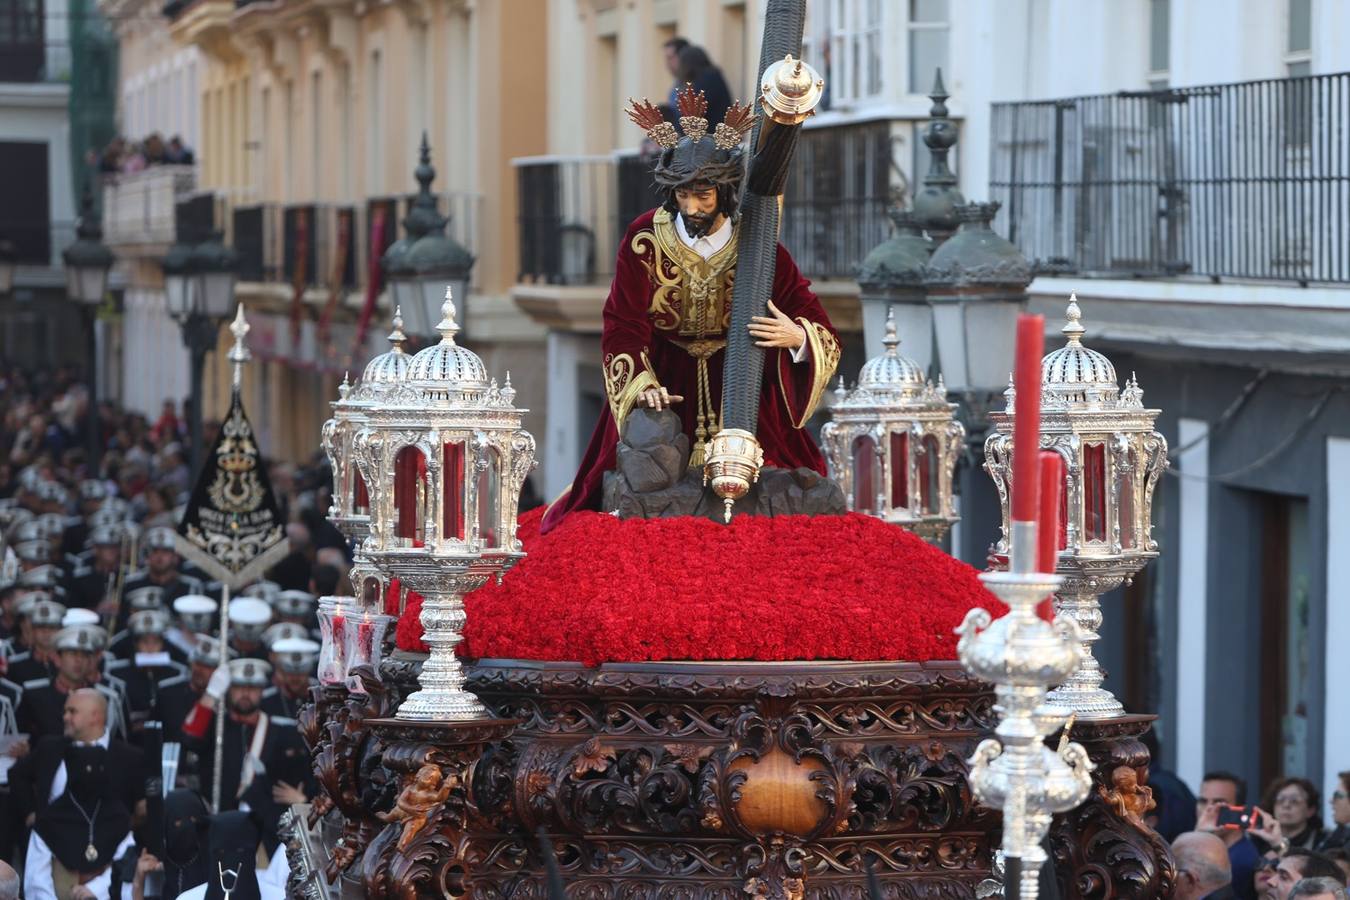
[
  {"left": 163, "top": 231, "right": 239, "bottom": 479},
  {"left": 62, "top": 184, "right": 114, "bottom": 469},
  {"left": 381, "top": 135, "right": 475, "bottom": 338}
]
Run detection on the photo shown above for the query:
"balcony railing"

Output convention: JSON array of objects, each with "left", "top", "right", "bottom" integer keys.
[
  {"left": 990, "top": 72, "right": 1350, "bottom": 285},
  {"left": 228, "top": 192, "right": 480, "bottom": 289},
  {"left": 0, "top": 37, "right": 72, "bottom": 84},
  {"left": 102, "top": 165, "right": 197, "bottom": 247},
  {"left": 516, "top": 120, "right": 895, "bottom": 286}
]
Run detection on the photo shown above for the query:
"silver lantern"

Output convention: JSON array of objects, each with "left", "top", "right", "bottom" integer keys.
[
  {"left": 985, "top": 296, "right": 1168, "bottom": 719},
  {"left": 353, "top": 288, "right": 535, "bottom": 720},
  {"left": 321, "top": 308, "right": 411, "bottom": 544},
  {"left": 820, "top": 310, "right": 964, "bottom": 542}
]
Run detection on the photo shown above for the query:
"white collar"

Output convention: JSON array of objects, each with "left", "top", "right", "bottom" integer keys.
[
  {"left": 675, "top": 214, "right": 732, "bottom": 260},
  {"left": 74, "top": 728, "right": 111, "bottom": 749}
]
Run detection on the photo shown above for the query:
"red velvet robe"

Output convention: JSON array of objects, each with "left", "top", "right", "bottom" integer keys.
[{"left": 542, "top": 208, "right": 840, "bottom": 532}]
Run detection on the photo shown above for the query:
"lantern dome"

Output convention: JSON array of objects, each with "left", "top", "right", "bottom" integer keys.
[
  {"left": 855, "top": 312, "right": 927, "bottom": 397},
  {"left": 361, "top": 308, "right": 412, "bottom": 385},
  {"left": 1041, "top": 296, "right": 1118, "bottom": 407},
  {"left": 406, "top": 291, "right": 489, "bottom": 390}
]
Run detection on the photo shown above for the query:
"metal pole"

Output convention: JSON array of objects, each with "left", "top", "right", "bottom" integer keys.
[
  {"left": 212, "top": 581, "right": 230, "bottom": 813},
  {"left": 183, "top": 313, "right": 213, "bottom": 482},
  {"left": 86, "top": 307, "right": 101, "bottom": 471}
]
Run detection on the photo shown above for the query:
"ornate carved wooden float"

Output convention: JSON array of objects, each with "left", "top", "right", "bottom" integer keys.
[{"left": 296, "top": 655, "right": 1174, "bottom": 899}]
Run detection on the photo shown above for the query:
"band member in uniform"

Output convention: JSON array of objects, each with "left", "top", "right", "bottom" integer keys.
[
  {"left": 154, "top": 637, "right": 230, "bottom": 744},
  {"left": 273, "top": 590, "right": 316, "bottom": 630},
  {"left": 9, "top": 688, "right": 145, "bottom": 900},
  {"left": 260, "top": 638, "right": 318, "bottom": 719},
  {"left": 119, "top": 527, "right": 199, "bottom": 629},
  {"left": 110, "top": 588, "right": 188, "bottom": 663},
  {"left": 168, "top": 594, "right": 218, "bottom": 656},
  {"left": 109, "top": 609, "right": 188, "bottom": 735},
  {"left": 65, "top": 524, "right": 123, "bottom": 612},
  {"left": 6, "top": 597, "right": 66, "bottom": 684},
  {"left": 226, "top": 598, "right": 272, "bottom": 661},
  {"left": 179, "top": 659, "right": 316, "bottom": 854},
  {"left": 16, "top": 624, "right": 129, "bottom": 743}
]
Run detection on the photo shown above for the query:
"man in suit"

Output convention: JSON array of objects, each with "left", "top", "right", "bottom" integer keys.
[
  {"left": 1173, "top": 831, "right": 1236, "bottom": 900},
  {"left": 16, "top": 624, "right": 129, "bottom": 743},
  {"left": 10, "top": 688, "right": 146, "bottom": 899},
  {"left": 180, "top": 658, "right": 316, "bottom": 854}
]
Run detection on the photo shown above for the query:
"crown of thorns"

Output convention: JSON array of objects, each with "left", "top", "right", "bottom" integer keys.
[{"left": 626, "top": 85, "right": 756, "bottom": 151}]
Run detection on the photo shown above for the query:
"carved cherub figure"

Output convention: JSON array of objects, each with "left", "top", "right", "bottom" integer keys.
[
  {"left": 1100, "top": 764, "right": 1155, "bottom": 823},
  {"left": 378, "top": 763, "right": 455, "bottom": 851}
]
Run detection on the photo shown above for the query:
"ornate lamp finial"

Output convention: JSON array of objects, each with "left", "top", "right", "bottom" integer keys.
[
  {"left": 338, "top": 372, "right": 351, "bottom": 400},
  {"left": 882, "top": 307, "right": 900, "bottom": 355},
  {"left": 389, "top": 306, "right": 407, "bottom": 349},
  {"left": 436, "top": 287, "right": 460, "bottom": 344},
  {"left": 1062, "top": 293, "right": 1086, "bottom": 344},
  {"left": 228, "top": 304, "right": 251, "bottom": 389}
]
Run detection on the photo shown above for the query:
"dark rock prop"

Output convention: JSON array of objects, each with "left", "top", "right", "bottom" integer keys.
[{"left": 602, "top": 407, "right": 846, "bottom": 522}]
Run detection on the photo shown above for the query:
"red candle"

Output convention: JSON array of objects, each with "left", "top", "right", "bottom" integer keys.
[
  {"left": 1012, "top": 314, "right": 1045, "bottom": 522},
  {"left": 1037, "top": 451, "right": 1064, "bottom": 621}
]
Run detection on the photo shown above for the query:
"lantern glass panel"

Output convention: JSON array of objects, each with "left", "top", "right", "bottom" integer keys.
[
  {"left": 477, "top": 447, "right": 501, "bottom": 548},
  {"left": 889, "top": 431, "right": 909, "bottom": 509},
  {"left": 442, "top": 441, "right": 466, "bottom": 542},
  {"left": 393, "top": 446, "right": 428, "bottom": 545},
  {"left": 1119, "top": 446, "right": 1137, "bottom": 550},
  {"left": 1058, "top": 467, "right": 1070, "bottom": 550},
  {"left": 1084, "top": 442, "right": 1108, "bottom": 543},
  {"left": 360, "top": 574, "right": 383, "bottom": 608},
  {"left": 920, "top": 434, "right": 941, "bottom": 514},
  {"left": 353, "top": 469, "right": 370, "bottom": 516},
  {"left": 851, "top": 435, "right": 878, "bottom": 514}
]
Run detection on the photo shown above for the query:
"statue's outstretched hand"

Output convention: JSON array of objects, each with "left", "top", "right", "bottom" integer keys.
[
  {"left": 640, "top": 387, "right": 683, "bottom": 410},
  {"left": 748, "top": 300, "right": 806, "bottom": 350}
]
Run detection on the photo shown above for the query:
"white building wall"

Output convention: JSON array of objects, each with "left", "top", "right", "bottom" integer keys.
[{"left": 120, "top": 288, "right": 190, "bottom": 418}]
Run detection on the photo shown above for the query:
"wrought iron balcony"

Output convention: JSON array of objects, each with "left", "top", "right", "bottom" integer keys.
[
  {"left": 990, "top": 72, "right": 1350, "bottom": 285},
  {"left": 515, "top": 120, "right": 894, "bottom": 286}
]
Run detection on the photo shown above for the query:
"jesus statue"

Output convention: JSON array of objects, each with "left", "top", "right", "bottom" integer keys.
[{"left": 541, "top": 86, "right": 840, "bottom": 532}]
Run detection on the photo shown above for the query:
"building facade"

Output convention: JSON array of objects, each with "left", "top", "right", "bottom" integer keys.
[
  {"left": 101, "top": 0, "right": 550, "bottom": 466},
  {"left": 0, "top": 0, "right": 116, "bottom": 370}
]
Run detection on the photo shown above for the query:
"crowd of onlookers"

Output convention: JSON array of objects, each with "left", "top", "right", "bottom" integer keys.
[
  {"left": 0, "top": 366, "right": 351, "bottom": 592},
  {"left": 90, "top": 133, "right": 195, "bottom": 176},
  {"left": 1145, "top": 742, "right": 1350, "bottom": 900}
]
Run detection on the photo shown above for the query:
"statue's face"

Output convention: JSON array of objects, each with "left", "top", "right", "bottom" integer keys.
[{"left": 675, "top": 185, "right": 722, "bottom": 237}]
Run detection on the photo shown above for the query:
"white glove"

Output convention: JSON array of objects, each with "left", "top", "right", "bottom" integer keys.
[{"left": 204, "top": 665, "right": 232, "bottom": 702}]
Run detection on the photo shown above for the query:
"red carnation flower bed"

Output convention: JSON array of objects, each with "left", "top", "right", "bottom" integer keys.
[{"left": 395, "top": 508, "right": 1003, "bottom": 666}]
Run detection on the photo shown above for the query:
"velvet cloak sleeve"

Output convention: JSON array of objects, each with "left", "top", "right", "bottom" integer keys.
[
  {"left": 769, "top": 243, "right": 841, "bottom": 427},
  {"left": 600, "top": 219, "right": 662, "bottom": 430}
]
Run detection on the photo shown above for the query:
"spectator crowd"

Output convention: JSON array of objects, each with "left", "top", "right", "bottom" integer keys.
[{"left": 0, "top": 366, "right": 350, "bottom": 899}]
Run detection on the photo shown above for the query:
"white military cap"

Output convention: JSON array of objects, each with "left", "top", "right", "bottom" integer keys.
[
  {"left": 190, "top": 636, "right": 232, "bottom": 667},
  {"left": 228, "top": 657, "right": 272, "bottom": 687},
  {"left": 275, "top": 590, "right": 316, "bottom": 618},
  {"left": 35, "top": 513, "right": 67, "bottom": 541},
  {"left": 18, "top": 565, "right": 61, "bottom": 590},
  {"left": 242, "top": 580, "right": 281, "bottom": 604},
  {"left": 143, "top": 527, "right": 177, "bottom": 551},
  {"left": 79, "top": 480, "right": 110, "bottom": 502},
  {"left": 35, "top": 482, "right": 69, "bottom": 505},
  {"left": 271, "top": 637, "right": 320, "bottom": 674},
  {"left": 88, "top": 507, "right": 125, "bottom": 530},
  {"left": 227, "top": 597, "right": 272, "bottom": 641},
  {"left": 13, "top": 540, "right": 49, "bottom": 564},
  {"left": 62, "top": 608, "right": 101, "bottom": 628},
  {"left": 126, "top": 586, "right": 165, "bottom": 611},
  {"left": 173, "top": 594, "right": 218, "bottom": 632},
  {"left": 55, "top": 623, "right": 107, "bottom": 652},
  {"left": 261, "top": 622, "right": 308, "bottom": 649},
  {"left": 86, "top": 524, "right": 123, "bottom": 547},
  {"left": 28, "top": 598, "right": 67, "bottom": 627},
  {"left": 129, "top": 608, "right": 171, "bottom": 636}
]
